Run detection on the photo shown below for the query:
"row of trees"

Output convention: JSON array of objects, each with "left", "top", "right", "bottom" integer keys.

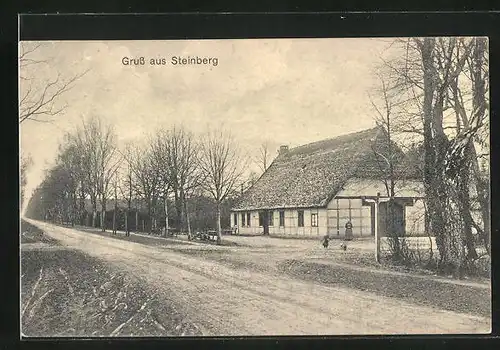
[
  {"left": 371, "top": 37, "right": 490, "bottom": 276},
  {"left": 25, "top": 116, "right": 260, "bottom": 243}
]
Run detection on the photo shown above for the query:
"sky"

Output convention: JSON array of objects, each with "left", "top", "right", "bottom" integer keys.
[{"left": 20, "top": 38, "right": 398, "bottom": 211}]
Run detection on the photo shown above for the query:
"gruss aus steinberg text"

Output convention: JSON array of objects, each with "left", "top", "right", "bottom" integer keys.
[{"left": 122, "top": 56, "right": 219, "bottom": 66}]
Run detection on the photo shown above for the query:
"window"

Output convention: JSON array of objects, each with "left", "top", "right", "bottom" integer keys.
[
  {"left": 279, "top": 210, "right": 285, "bottom": 227},
  {"left": 298, "top": 210, "right": 304, "bottom": 227},
  {"left": 269, "top": 211, "right": 274, "bottom": 226},
  {"left": 233, "top": 213, "right": 238, "bottom": 226},
  {"left": 311, "top": 213, "right": 318, "bottom": 227},
  {"left": 242, "top": 213, "right": 246, "bottom": 226},
  {"left": 247, "top": 213, "right": 251, "bottom": 227}
]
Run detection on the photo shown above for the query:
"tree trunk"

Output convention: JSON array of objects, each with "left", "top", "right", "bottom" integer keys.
[
  {"left": 216, "top": 202, "right": 222, "bottom": 244},
  {"left": 91, "top": 195, "right": 97, "bottom": 228},
  {"left": 180, "top": 189, "right": 186, "bottom": 232},
  {"left": 184, "top": 196, "right": 192, "bottom": 237},
  {"left": 112, "top": 209, "right": 116, "bottom": 234},
  {"left": 135, "top": 209, "right": 139, "bottom": 233},
  {"left": 125, "top": 208, "right": 129, "bottom": 236},
  {"left": 147, "top": 201, "right": 152, "bottom": 234},
  {"left": 71, "top": 191, "right": 77, "bottom": 227},
  {"left": 471, "top": 37, "right": 490, "bottom": 254},
  {"left": 101, "top": 198, "right": 107, "bottom": 232},
  {"left": 164, "top": 194, "right": 169, "bottom": 237},
  {"left": 113, "top": 200, "right": 117, "bottom": 235},
  {"left": 174, "top": 188, "right": 182, "bottom": 230},
  {"left": 420, "top": 37, "right": 450, "bottom": 270},
  {"left": 79, "top": 180, "right": 85, "bottom": 225}
]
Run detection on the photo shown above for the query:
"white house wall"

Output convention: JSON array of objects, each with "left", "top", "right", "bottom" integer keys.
[
  {"left": 231, "top": 179, "right": 427, "bottom": 238},
  {"left": 231, "top": 208, "right": 328, "bottom": 236}
]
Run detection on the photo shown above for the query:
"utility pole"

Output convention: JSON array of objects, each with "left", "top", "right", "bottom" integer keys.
[{"left": 363, "top": 192, "right": 391, "bottom": 263}]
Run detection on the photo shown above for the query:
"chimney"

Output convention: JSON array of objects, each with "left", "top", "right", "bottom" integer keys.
[{"left": 279, "top": 145, "right": 289, "bottom": 155}]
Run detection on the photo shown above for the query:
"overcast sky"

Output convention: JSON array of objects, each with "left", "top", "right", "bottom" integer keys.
[{"left": 20, "top": 38, "right": 398, "bottom": 209}]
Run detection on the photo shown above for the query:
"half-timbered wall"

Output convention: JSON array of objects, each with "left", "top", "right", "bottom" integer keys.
[
  {"left": 231, "top": 197, "right": 426, "bottom": 238},
  {"left": 326, "top": 198, "right": 372, "bottom": 237},
  {"left": 231, "top": 208, "right": 328, "bottom": 236}
]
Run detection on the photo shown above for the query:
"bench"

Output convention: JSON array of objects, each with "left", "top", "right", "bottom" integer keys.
[
  {"left": 192, "top": 230, "right": 219, "bottom": 242},
  {"left": 222, "top": 227, "right": 238, "bottom": 235},
  {"left": 205, "top": 230, "right": 218, "bottom": 241}
]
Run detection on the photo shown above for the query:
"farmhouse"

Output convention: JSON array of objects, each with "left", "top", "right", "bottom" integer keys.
[{"left": 230, "top": 127, "right": 426, "bottom": 239}]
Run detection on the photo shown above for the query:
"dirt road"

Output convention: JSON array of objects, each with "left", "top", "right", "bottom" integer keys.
[{"left": 25, "top": 219, "right": 491, "bottom": 336}]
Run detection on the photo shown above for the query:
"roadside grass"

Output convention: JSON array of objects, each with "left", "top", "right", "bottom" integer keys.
[
  {"left": 64, "top": 225, "right": 192, "bottom": 247},
  {"left": 21, "top": 220, "right": 59, "bottom": 245},
  {"left": 46, "top": 222, "right": 244, "bottom": 247},
  {"left": 314, "top": 243, "right": 491, "bottom": 282},
  {"left": 278, "top": 259, "right": 491, "bottom": 318},
  {"left": 21, "top": 221, "right": 202, "bottom": 337}
]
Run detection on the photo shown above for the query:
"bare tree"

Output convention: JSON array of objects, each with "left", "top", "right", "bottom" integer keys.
[
  {"left": 74, "top": 120, "right": 99, "bottom": 227},
  {"left": 150, "top": 131, "right": 172, "bottom": 235},
  {"left": 152, "top": 126, "right": 202, "bottom": 235},
  {"left": 56, "top": 134, "right": 82, "bottom": 227},
  {"left": 117, "top": 144, "right": 135, "bottom": 236},
  {"left": 167, "top": 126, "right": 202, "bottom": 233},
  {"left": 446, "top": 38, "right": 490, "bottom": 254},
  {"left": 130, "top": 143, "right": 161, "bottom": 234},
  {"left": 369, "top": 74, "right": 402, "bottom": 260},
  {"left": 112, "top": 172, "right": 119, "bottom": 235},
  {"left": 376, "top": 37, "right": 489, "bottom": 275},
  {"left": 370, "top": 74, "right": 398, "bottom": 198},
  {"left": 73, "top": 116, "right": 119, "bottom": 231},
  {"left": 242, "top": 170, "right": 260, "bottom": 194},
  {"left": 19, "top": 42, "right": 89, "bottom": 124},
  {"left": 255, "top": 141, "right": 273, "bottom": 174},
  {"left": 198, "top": 129, "right": 247, "bottom": 243},
  {"left": 95, "top": 123, "right": 120, "bottom": 232}
]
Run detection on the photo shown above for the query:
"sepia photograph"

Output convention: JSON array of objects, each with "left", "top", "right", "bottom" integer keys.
[{"left": 19, "top": 37, "right": 491, "bottom": 337}]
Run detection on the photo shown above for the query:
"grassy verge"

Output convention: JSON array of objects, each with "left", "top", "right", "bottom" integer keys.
[
  {"left": 62, "top": 224, "right": 191, "bottom": 247},
  {"left": 278, "top": 259, "right": 491, "bottom": 318},
  {"left": 47, "top": 222, "right": 243, "bottom": 247},
  {"left": 21, "top": 221, "right": 202, "bottom": 337},
  {"left": 21, "top": 220, "right": 59, "bottom": 245},
  {"left": 316, "top": 243, "right": 490, "bottom": 282}
]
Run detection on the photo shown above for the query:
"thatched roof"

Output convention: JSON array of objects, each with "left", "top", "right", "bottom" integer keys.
[{"left": 232, "top": 126, "right": 421, "bottom": 211}]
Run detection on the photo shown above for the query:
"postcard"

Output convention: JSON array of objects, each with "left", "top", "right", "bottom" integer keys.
[{"left": 20, "top": 37, "right": 491, "bottom": 337}]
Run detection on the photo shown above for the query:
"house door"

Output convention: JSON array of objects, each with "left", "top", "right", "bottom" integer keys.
[{"left": 259, "top": 211, "right": 269, "bottom": 235}]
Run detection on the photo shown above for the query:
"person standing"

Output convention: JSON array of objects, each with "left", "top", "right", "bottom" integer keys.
[
  {"left": 322, "top": 235, "right": 329, "bottom": 248},
  {"left": 345, "top": 220, "right": 353, "bottom": 241}
]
